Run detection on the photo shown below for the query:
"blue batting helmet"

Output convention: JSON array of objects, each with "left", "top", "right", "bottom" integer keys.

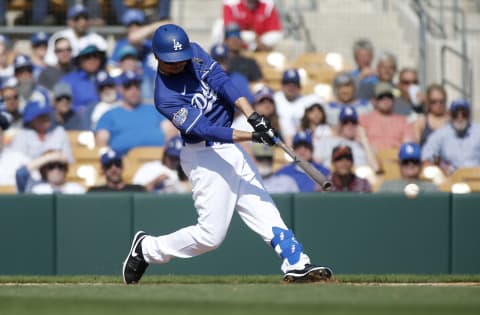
[{"left": 152, "top": 24, "right": 193, "bottom": 62}]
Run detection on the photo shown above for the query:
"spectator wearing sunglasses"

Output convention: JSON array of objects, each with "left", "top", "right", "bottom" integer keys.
[
  {"left": 95, "top": 71, "right": 171, "bottom": 155},
  {"left": 38, "top": 37, "right": 76, "bottom": 91},
  {"left": 359, "top": 82, "right": 415, "bottom": 151},
  {"left": 15, "top": 150, "right": 85, "bottom": 194},
  {"left": 379, "top": 142, "right": 438, "bottom": 192},
  {"left": 413, "top": 84, "right": 450, "bottom": 147},
  {"left": 44, "top": 4, "right": 107, "bottom": 67},
  {"left": 50, "top": 82, "right": 87, "bottom": 130},
  {"left": 422, "top": 99, "right": 480, "bottom": 175},
  {"left": 88, "top": 150, "right": 145, "bottom": 192},
  {"left": 60, "top": 44, "right": 106, "bottom": 112},
  {"left": 326, "top": 145, "right": 371, "bottom": 193},
  {"left": 393, "top": 68, "right": 424, "bottom": 121}
]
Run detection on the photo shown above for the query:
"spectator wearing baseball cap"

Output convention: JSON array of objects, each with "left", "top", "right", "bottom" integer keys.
[
  {"left": 422, "top": 99, "right": 480, "bottom": 175},
  {"left": 275, "top": 131, "right": 330, "bottom": 192},
  {"left": 60, "top": 44, "right": 106, "bottom": 112},
  {"left": 10, "top": 100, "right": 73, "bottom": 163},
  {"left": 325, "top": 72, "right": 373, "bottom": 126},
  {"left": 210, "top": 43, "right": 254, "bottom": 105},
  {"left": 30, "top": 32, "right": 49, "bottom": 73},
  {"left": 223, "top": 23, "right": 263, "bottom": 82},
  {"left": 88, "top": 149, "right": 146, "bottom": 192},
  {"left": 95, "top": 70, "right": 169, "bottom": 155},
  {"left": 44, "top": 3, "right": 107, "bottom": 67},
  {"left": 326, "top": 145, "right": 371, "bottom": 193},
  {"left": 0, "top": 78, "right": 22, "bottom": 130},
  {"left": 13, "top": 55, "right": 51, "bottom": 113},
  {"left": 50, "top": 82, "right": 87, "bottom": 130},
  {"left": 86, "top": 70, "right": 119, "bottom": 129},
  {"left": 313, "top": 107, "right": 379, "bottom": 172},
  {"left": 358, "top": 82, "right": 415, "bottom": 151},
  {"left": 379, "top": 142, "right": 438, "bottom": 193},
  {"left": 132, "top": 135, "right": 191, "bottom": 193},
  {"left": 274, "top": 68, "right": 324, "bottom": 146}
]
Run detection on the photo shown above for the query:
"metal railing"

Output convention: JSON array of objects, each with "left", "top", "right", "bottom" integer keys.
[{"left": 412, "top": 0, "right": 473, "bottom": 102}]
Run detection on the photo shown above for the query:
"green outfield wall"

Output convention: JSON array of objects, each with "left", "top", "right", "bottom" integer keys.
[{"left": 0, "top": 193, "right": 478, "bottom": 275}]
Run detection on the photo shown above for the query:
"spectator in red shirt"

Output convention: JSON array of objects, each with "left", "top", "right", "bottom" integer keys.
[
  {"left": 223, "top": 0, "right": 283, "bottom": 51},
  {"left": 359, "top": 82, "right": 415, "bottom": 151}
]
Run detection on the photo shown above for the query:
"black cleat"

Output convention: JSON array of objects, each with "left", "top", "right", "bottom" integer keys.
[
  {"left": 122, "top": 231, "right": 149, "bottom": 285},
  {"left": 283, "top": 264, "right": 333, "bottom": 283}
]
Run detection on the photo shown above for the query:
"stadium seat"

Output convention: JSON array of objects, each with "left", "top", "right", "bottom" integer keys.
[
  {"left": 0, "top": 185, "right": 16, "bottom": 194},
  {"left": 377, "top": 148, "right": 400, "bottom": 180},
  {"left": 124, "top": 146, "right": 164, "bottom": 179},
  {"left": 449, "top": 167, "right": 480, "bottom": 192},
  {"left": 291, "top": 52, "right": 337, "bottom": 84}
]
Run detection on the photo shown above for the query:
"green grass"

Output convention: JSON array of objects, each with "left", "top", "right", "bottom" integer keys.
[{"left": 0, "top": 275, "right": 479, "bottom": 315}]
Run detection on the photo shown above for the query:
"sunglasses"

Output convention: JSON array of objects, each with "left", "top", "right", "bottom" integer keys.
[
  {"left": 46, "top": 162, "right": 67, "bottom": 171},
  {"left": 123, "top": 82, "right": 141, "bottom": 89},
  {"left": 3, "top": 95, "right": 18, "bottom": 101},
  {"left": 429, "top": 99, "right": 445, "bottom": 105},
  {"left": 451, "top": 109, "right": 469, "bottom": 118},
  {"left": 341, "top": 119, "right": 357, "bottom": 125},
  {"left": 104, "top": 160, "right": 122, "bottom": 169},
  {"left": 55, "top": 47, "right": 72, "bottom": 53},
  {"left": 80, "top": 52, "right": 102, "bottom": 60},
  {"left": 401, "top": 159, "right": 420, "bottom": 166},
  {"left": 400, "top": 80, "right": 418, "bottom": 85},
  {"left": 55, "top": 95, "right": 71, "bottom": 102},
  {"left": 333, "top": 154, "right": 353, "bottom": 162},
  {"left": 376, "top": 93, "right": 394, "bottom": 100}
]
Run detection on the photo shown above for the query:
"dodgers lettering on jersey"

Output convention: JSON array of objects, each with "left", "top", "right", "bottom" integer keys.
[{"left": 154, "top": 43, "right": 242, "bottom": 144}]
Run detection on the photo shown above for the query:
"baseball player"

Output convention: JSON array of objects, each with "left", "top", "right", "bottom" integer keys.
[{"left": 122, "top": 24, "right": 332, "bottom": 284}]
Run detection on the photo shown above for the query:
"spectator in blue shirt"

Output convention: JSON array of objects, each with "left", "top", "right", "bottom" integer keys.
[
  {"left": 95, "top": 71, "right": 170, "bottom": 155},
  {"left": 422, "top": 99, "right": 480, "bottom": 175},
  {"left": 61, "top": 44, "right": 106, "bottom": 113},
  {"left": 275, "top": 131, "right": 330, "bottom": 192}
]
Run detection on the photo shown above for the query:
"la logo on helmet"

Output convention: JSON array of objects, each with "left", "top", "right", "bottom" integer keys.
[{"left": 172, "top": 39, "right": 182, "bottom": 51}]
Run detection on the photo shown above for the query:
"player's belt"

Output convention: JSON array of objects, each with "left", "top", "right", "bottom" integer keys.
[{"left": 184, "top": 141, "right": 224, "bottom": 147}]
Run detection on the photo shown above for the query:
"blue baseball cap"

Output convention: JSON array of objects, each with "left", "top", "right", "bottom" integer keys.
[
  {"left": 292, "top": 131, "right": 313, "bottom": 149},
  {"left": 100, "top": 149, "right": 122, "bottom": 167},
  {"left": 23, "top": 101, "right": 53, "bottom": 124},
  {"left": 398, "top": 142, "right": 421, "bottom": 162},
  {"left": 118, "top": 70, "right": 142, "bottom": 86},
  {"left": 122, "top": 9, "right": 145, "bottom": 26},
  {"left": 449, "top": 99, "right": 470, "bottom": 112},
  {"left": 254, "top": 86, "right": 274, "bottom": 103},
  {"left": 165, "top": 135, "right": 183, "bottom": 158},
  {"left": 210, "top": 43, "right": 229, "bottom": 61},
  {"left": 118, "top": 45, "right": 138, "bottom": 61},
  {"left": 339, "top": 106, "right": 358, "bottom": 123},
  {"left": 282, "top": 69, "right": 301, "bottom": 86},
  {"left": 225, "top": 23, "right": 241, "bottom": 39},
  {"left": 96, "top": 70, "right": 115, "bottom": 88},
  {"left": 31, "top": 32, "right": 49, "bottom": 46},
  {"left": 13, "top": 54, "right": 33, "bottom": 72},
  {"left": 67, "top": 4, "right": 88, "bottom": 19}
]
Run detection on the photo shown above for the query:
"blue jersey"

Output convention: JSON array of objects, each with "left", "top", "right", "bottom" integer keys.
[{"left": 154, "top": 43, "right": 243, "bottom": 144}]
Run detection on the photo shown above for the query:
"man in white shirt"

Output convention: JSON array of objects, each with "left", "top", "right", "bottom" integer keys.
[
  {"left": 273, "top": 69, "right": 323, "bottom": 145},
  {"left": 44, "top": 4, "right": 107, "bottom": 66},
  {"left": 0, "top": 112, "right": 29, "bottom": 186}
]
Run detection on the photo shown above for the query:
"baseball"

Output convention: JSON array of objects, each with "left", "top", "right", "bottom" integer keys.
[{"left": 404, "top": 183, "right": 420, "bottom": 198}]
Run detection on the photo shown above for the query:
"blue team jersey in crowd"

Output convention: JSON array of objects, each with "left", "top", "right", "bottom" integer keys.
[
  {"left": 61, "top": 70, "right": 100, "bottom": 112},
  {"left": 154, "top": 43, "right": 243, "bottom": 144},
  {"left": 95, "top": 104, "right": 166, "bottom": 155}
]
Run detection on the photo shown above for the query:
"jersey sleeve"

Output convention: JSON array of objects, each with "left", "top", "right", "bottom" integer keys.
[{"left": 95, "top": 110, "right": 115, "bottom": 133}]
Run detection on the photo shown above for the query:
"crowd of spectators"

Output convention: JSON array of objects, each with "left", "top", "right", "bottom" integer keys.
[{"left": 0, "top": 1, "right": 479, "bottom": 196}]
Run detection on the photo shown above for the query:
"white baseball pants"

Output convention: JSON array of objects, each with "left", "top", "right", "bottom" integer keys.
[{"left": 141, "top": 142, "right": 310, "bottom": 272}]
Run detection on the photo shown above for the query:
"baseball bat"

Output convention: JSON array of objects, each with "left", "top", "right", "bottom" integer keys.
[{"left": 269, "top": 132, "right": 332, "bottom": 191}]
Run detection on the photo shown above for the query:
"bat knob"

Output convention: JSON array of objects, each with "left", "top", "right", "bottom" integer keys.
[{"left": 322, "top": 181, "right": 333, "bottom": 191}]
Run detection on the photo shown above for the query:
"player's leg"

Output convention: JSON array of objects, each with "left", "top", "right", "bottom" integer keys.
[
  {"left": 234, "top": 146, "right": 332, "bottom": 282},
  {"left": 123, "top": 144, "right": 241, "bottom": 284}
]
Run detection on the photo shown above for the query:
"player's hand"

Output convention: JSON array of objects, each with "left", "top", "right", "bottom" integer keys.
[
  {"left": 247, "top": 112, "right": 272, "bottom": 133},
  {"left": 252, "top": 130, "right": 276, "bottom": 146}
]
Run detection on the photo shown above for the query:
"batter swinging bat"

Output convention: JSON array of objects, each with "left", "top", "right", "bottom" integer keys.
[{"left": 269, "top": 132, "right": 332, "bottom": 191}]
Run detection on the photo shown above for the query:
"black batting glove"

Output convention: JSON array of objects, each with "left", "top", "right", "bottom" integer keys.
[
  {"left": 247, "top": 112, "right": 272, "bottom": 133},
  {"left": 252, "top": 131, "right": 276, "bottom": 146}
]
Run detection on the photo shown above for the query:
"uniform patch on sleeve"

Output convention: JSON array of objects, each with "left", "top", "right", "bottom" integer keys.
[{"left": 172, "top": 108, "right": 188, "bottom": 127}]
